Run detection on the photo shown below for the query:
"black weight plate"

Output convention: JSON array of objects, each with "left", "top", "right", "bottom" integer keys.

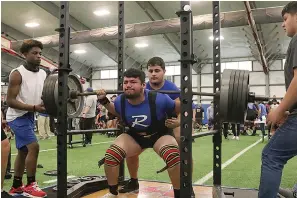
[
  {"left": 241, "top": 71, "right": 250, "bottom": 122},
  {"left": 42, "top": 74, "right": 58, "bottom": 117},
  {"left": 44, "top": 170, "right": 57, "bottom": 176},
  {"left": 228, "top": 70, "right": 237, "bottom": 122},
  {"left": 68, "top": 179, "right": 81, "bottom": 185},
  {"left": 231, "top": 70, "right": 241, "bottom": 123},
  {"left": 79, "top": 176, "right": 93, "bottom": 182},
  {"left": 220, "top": 69, "right": 233, "bottom": 122},
  {"left": 234, "top": 70, "right": 245, "bottom": 124}
]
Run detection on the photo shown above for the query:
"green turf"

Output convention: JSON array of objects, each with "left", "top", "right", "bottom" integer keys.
[{"left": 3, "top": 132, "right": 296, "bottom": 192}]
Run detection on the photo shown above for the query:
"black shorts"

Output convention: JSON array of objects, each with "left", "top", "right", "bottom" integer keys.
[
  {"left": 80, "top": 117, "right": 95, "bottom": 130},
  {"left": 2, "top": 128, "right": 7, "bottom": 141},
  {"left": 127, "top": 129, "right": 174, "bottom": 149},
  {"left": 195, "top": 118, "right": 202, "bottom": 125},
  {"left": 99, "top": 115, "right": 107, "bottom": 123}
]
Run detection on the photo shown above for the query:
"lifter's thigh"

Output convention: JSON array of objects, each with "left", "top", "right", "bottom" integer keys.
[{"left": 112, "top": 133, "right": 142, "bottom": 158}]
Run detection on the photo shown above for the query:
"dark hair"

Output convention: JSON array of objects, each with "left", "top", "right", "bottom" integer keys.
[
  {"left": 147, "top": 57, "right": 165, "bottom": 70},
  {"left": 282, "top": 2, "right": 297, "bottom": 17},
  {"left": 20, "top": 39, "right": 43, "bottom": 54},
  {"left": 123, "top": 68, "right": 145, "bottom": 83}
]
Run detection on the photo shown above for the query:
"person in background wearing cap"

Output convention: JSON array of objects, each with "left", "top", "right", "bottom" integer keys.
[{"left": 80, "top": 87, "right": 97, "bottom": 145}]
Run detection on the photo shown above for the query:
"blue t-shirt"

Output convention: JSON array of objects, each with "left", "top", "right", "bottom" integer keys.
[
  {"left": 146, "top": 80, "right": 195, "bottom": 109},
  {"left": 258, "top": 103, "right": 267, "bottom": 117},
  {"left": 114, "top": 90, "right": 175, "bottom": 131},
  {"left": 146, "top": 80, "right": 180, "bottom": 100}
]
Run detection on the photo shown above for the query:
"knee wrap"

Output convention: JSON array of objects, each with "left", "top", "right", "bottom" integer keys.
[
  {"left": 159, "top": 144, "right": 180, "bottom": 169},
  {"left": 104, "top": 144, "right": 126, "bottom": 167}
]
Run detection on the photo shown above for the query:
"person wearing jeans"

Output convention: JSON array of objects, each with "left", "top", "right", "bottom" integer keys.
[{"left": 258, "top": 2, "right": 297, "bottom": 197}]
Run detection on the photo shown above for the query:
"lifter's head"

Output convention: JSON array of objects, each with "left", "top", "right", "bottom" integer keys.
[
  {"left": 20, "top": 39, "right": 43, "bottom": 66},
  {"left": 123, "top": 68, "right": 146, "bottom": 99},
  {"left": 147, "top": 57, "right": 166, "bottom": 86},
  {"left": 282, "top": 2, "right": 297, "bottom": 37}
]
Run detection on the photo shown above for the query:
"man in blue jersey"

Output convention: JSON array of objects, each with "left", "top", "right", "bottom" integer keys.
[
  {"left": 119, "top": 57, "right": 196, "bottom": 197},
  {"left": 96, "top": 68, "right": 181, "bottom": 198}
]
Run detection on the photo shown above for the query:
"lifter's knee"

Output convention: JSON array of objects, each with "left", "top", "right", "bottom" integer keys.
[
  {"left": 105, "top": 144, "right": 126, "bottom": 167},
  {"left": 159, "top": 144, "right": 180, "bottom": 169}
]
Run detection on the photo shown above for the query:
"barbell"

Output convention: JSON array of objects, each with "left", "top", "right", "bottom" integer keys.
[{"left": 42, "top": 69, "right": 270, "bottom": 123}]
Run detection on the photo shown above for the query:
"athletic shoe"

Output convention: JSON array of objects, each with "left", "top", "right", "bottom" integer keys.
[
  {"left": 23, "top": 182, "right": 47, "bottom": 198},
  {"left": 2, "top": 191, "right": 14, "bottom": 198},
  {"left": 236, "top": 136, "right": 239, "bottom": 140},
  {"left": 232, "top": 136, "right": 236, "bottom": 140},
  {"left": 118, "top": 179, "right": 139, "bottom": 193},
  {"left": 5, "top": 172, "right": 12, "bottom": 179},
  {"left": 9, "top": 186, "right": 24, "bottom": 196}
]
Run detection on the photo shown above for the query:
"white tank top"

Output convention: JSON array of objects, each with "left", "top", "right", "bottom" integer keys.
[{"left": 6, "top": 65, "right": 47, "bottom": 122}]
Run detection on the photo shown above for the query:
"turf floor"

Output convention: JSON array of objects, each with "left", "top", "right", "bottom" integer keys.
[{"left": 3, "top": 131, "right": 297, "bottom": 191}]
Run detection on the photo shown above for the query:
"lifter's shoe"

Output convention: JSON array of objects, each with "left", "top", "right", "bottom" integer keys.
[
  {"left": 2, "top": 191, "right": 14, "bottom": 198},
  {"left": 9, "top": 185, "right": 24, "bottom": 196},
  {"left": 23, "top": 182, "right": 47, "bottom": 197},
  {"left": 118, "top": 179, "right": 139, "bottom": 193}
]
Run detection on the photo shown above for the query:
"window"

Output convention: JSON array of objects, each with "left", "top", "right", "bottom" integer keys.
[
  {"left": 100, "top": 70, "right": 118, "bottom": 79},
  {"left": 221, "top": 63, "right": 226, "bottom": 72},
  {"left": 165, "top": 66, "right": 180, "bottom": 76},
  {"left": 225, "top": 62, "right": 239, "bottom": 70},
  {"left": 238, "top": 61, "right": 252, "bottom": 71}
]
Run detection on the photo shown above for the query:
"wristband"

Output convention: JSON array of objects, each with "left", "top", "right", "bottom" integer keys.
[{"left": 98, "top": 97, "right": 110, "bottom": 105}]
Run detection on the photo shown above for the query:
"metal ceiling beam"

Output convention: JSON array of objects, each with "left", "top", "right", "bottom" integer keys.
[
  {"left": 136, "top": 1, "right": 203, "bottom": 74},
  {"left": 11, "top": 6, "right": 284, "bottom": 50},
  {"left": 244, "top": 1, "right": 268, "bottom": 74},
  {"left": 1, "top": 23, "right": 92, "bottom": 78},
  {"left": 32, "top": 1, "right": 141, "bottom": 69}
]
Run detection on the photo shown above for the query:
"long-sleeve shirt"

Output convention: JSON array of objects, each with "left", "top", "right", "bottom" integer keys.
[{"left": 207, "top": 106, "right": 214, "bottom": 120}]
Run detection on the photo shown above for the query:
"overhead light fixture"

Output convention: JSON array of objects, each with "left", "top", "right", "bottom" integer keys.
[
  {"left": 93, "top": 9, "right": 110, "bottom": 16},
  {"left": 25, "top": 22, "right": 40, "bottom": 28},
  {"left": 209, "top": 36, "right": 224, "bottom": 40},
  {"left": 74, "top": 50, "right": 86, "bottom": 54},
  {"left": 135, "top": 43, "right": 148, "bottom": 48}
]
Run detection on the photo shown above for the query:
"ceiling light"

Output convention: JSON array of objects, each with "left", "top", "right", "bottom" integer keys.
[
  {"left": 74, "top": 50, "right": 86, "bottom": 54},
  {"left": 209, "top": 36, "right": 224, "bottom": 40},
  {"left": 25, "top": 22, "right": 40, "bottom": 28},
  {"left": 93, "top": 9, "right": 110, "bottom": 16},
  {"left": 135, "top": 43, "right": 148, "bottom": 48}
]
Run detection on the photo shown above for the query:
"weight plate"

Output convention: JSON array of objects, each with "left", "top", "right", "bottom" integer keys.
[
  {"left": 228, "top": 70, "right": 236, "bottom": 122},
  {"left": 44, "top": 170, "right": 57, "bottom": 176},
  {"left": 43, "top": 74, "right": 84, "bottom": 118},
  {"left": 220, "top": 69, "right": 233, "bottom": 122},
  {"left": 235, "top": 70, "right": 245, "bottom": 123},
  {"left": 241, "top": 71, "right": 250, "bottom": 123},
  {"left": 231, "top": 70, "right": 241, "bottom": 123},
  {"left": 42, "top": 74, "right": 58, "bottom": 117}
]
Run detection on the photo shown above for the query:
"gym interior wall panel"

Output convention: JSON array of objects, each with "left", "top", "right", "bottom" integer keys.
[
  {"left": 1, "top": 85, "right": 8, "bottom": 94},
  {"left": 82, "top": 82, "right": 90, "bottom": 91},
  {"left": 249, "top": 72, "right": 266, "bottom": 85},
  {"left": 200, "top": 87, "right": 213, "bottom": 100},
  {"left": 201, "top": 64, "right": 213, "bottom": 74},
  {"left": 269, "top": 85, "right": 286, "bottom": 98},
  {"left": 269, "top": 71, "right": 285, "bottom": 84},
  {"left": 192, "top": 87, "right": 198, "bottom": 102},
  {"left": 249, "top": 86, "right": 266, "bottom": 96},
  {"left": 92, "top": 71, "right": 100, "bottom": 79},
  {"left": 269, "top": 60, "right": 282, "bottom": 71},
  {"left": 92, "top": 79, "right": 117, "bottom": 90},
  {"left": 201, "top": 99, "right": 212, "bottom": 104},
  {"left": 192, "top": 75, "right": 198, "bottom": 86},
  {"left": 201, "top": 74, "right": 213, "bottom": 87},
  {"left": 252, "top": 61, "right": 263, "bottom": 71}
]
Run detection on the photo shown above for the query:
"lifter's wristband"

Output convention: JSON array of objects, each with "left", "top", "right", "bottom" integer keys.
[{"left": 98, "top": 97, "right": 110, "bottom": 105}]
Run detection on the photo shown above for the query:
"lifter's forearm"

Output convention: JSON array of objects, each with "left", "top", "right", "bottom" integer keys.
[
  {"left": 278, "top": 74, "right": 297, "bottom": 113},
  {"left": 7, "top": 99, "right": 34, "bottom": 112},
  {"left": 104, "top": 102, "right": 120, "bottom": 118}
]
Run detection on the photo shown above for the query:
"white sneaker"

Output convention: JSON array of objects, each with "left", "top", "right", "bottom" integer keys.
[
  {"left": 236, "top": 136, "right": 239, "bottom": 140},
  {"left": 101, "top": 193, "right": 118, "bottom": 198},
  {"left": 232, "top": 136, "right": 236, "bottom": 140}
]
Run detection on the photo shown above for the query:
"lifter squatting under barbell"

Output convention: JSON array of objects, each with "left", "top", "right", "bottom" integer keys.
[{"left": 42, "top": 69, "right": 271, "bottom": 124}]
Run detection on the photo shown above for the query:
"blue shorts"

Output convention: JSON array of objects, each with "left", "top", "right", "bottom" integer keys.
[{"left": 8, "top": 112, "right": 37, "bottom": 150}]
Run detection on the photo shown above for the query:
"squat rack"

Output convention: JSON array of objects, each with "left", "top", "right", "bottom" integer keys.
[{"left": 56, "top": 1, "right": 223, "bottom": 198}]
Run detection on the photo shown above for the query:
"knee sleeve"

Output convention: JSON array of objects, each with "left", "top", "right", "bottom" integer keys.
[
  {"left": 159, "top": 144, "right": 180, "bottom": 169},
  {"left": 104, "top": 144, "right": 126, "bottom": 167}
]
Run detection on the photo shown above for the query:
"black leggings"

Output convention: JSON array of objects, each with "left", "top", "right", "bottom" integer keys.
[
  {"left": 80, "top": 117, "right": 95, "bottom": 143},
  {"left": 223, "top": 123, "right": 229, "bottom": 138},
  {"left": 232, "top": 123, "right": 240, "bottom": 136}
]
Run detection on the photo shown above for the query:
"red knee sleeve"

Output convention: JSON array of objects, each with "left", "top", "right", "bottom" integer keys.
[
  {"left": 105, "top": 144, "right": 126, "bottom": 167},
  {"left": 159, "top": 145, "right": 180, "bottom": 169}
]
